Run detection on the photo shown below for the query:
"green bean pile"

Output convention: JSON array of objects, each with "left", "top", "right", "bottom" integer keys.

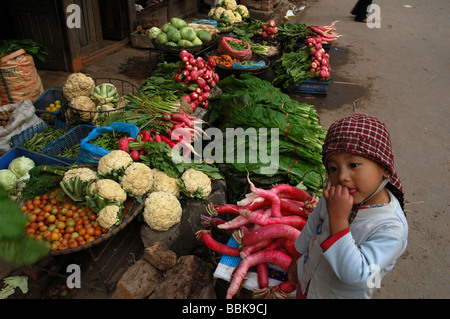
[{"left": 22, "top": 127, "right": 68, "bottom": 152}]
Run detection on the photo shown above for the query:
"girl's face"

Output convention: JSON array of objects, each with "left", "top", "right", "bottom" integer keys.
[{"left": 326, "top": 152, "right": 391, "bottom": 205}]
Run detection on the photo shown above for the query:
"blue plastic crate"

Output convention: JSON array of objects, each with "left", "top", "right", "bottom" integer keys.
[
  {"left": 0, "top": 147, "right": 70, "bottom": 170},
  {"left": 8, "top": 120, "right": 70, "bottom": 150},
  {"left": 288, "top": 79, "right": 330, "bottom": 95},
  {"left": 34, "top": 86, "right": 64, "bottom": 123},
  {"left": 43, "top": 124, "right": 95, "bottom": 163}
]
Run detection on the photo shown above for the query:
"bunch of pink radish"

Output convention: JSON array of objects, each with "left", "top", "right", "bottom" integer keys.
[
  {"left": 175, "top": 50, "right": 219, "bottom": 111},
  {"left": 307, "top": 21, "right": 341, "bottom": 43},
  {"left": 306, "top": 35, "right": 331, "bottom": 80},
  {"left": 197, "top": 176, "right": 318, "bottom": 299},
  {"left": 124, "top": 112, "right": 205, "bottom": 159},
  {"left": 261, "top": 19, "right": 278, "bottom": 39}
]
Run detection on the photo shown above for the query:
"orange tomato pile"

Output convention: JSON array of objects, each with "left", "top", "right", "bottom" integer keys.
[{"left": 22, "top": 193, "right": 108, "bottom": 251}]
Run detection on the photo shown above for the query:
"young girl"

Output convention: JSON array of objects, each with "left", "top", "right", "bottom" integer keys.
[{"left": 287, "top": 113, "right": 408, "bottom": 298}]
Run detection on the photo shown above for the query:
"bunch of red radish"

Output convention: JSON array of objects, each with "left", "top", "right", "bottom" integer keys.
[
  {"left": 119, "top": 112, "right": 204, "bottom": 160},
  {"left": 197, "top": 176, "right": 318, "bottom": 299},
  {"left": 306, "top": 35, "right": 331, "bottom": 80},
  {"left": 307, "top": 21, "right": 341, "bottom": 43},
  {"left": 260, "top": 19, "right": 278, "bottom": 39},
  {"left": 175, "top": 50, "right": 219, "bottom": 111}
]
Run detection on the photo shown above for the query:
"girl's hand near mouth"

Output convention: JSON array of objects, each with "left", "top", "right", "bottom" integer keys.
[{"left": 323, "top": 185, "right": 354, "bottom": 235}]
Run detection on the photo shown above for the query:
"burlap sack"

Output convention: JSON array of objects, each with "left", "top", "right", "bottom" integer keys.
[{"left": 0, "top": 49, "right": 44, "bottom": 106}]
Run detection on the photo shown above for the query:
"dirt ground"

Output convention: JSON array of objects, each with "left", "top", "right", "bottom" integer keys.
[{"left": 1, "top": 0, "right": 448, "bottom": 300}]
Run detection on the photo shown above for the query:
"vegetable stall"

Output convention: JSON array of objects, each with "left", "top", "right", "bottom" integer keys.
[{"left": 0, "top": 0, "right": 342, "bottom": 299}]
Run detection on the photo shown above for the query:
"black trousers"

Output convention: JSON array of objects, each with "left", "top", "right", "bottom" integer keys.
[{"left": 351, "top": 0, "right": 373, "bottom": 21}]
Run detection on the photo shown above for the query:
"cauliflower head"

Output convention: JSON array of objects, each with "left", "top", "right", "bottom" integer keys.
[
  {"left": 121, "top": 162, "right": 153, "bottom": 196},
  {"left": 143, "top": 191, "right": 182, "bottom": 231},
  {"left": 179, "top": 168, "right": 212, "bottom": 199},
  {"left": 89, "top": 178, "right": 127, "bottom": 203},
  {"left": 219, "top": 0, "right": 237, "bottom": 11},
  {"left": 214, "top": 7, "right": 226, "bottom": 19},
  {"left": 70, "top": 96, "right": 96, "bottom": 122},
  {"left": 224, "top": 9, "right": 235, "bottom": 22},
  {"left": 233, "top": 12, "right": 242, "bottom": 23},
  {"left": 237, "top": 5, "right": 249, "bottom": 19},
  {"left": 97, "top": 150, "right": 133, "bottom": 179},
  {"left": 151, "top": 168, "right": 180, "bottom": 196},
  {"left": 63, "top": 73, "right": 95, "bottom": 101},
  {"left": 97, "top": 204, "right": 122, "bottom": 230},
  {"left": 62, "top": 167, "right": 98, "bottom": 184}
]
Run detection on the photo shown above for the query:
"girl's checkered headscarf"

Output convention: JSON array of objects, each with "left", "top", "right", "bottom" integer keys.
[{"left": 322, "top": 113, "right": 405, "bottom": 209}]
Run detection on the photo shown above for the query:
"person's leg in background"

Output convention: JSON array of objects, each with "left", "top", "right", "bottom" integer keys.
[{"left": 351, "top": 0, "right": 373, "bottom": 22}]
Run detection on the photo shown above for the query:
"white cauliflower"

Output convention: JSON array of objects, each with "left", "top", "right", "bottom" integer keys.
[
  {"left": 62, "top": 167, "right": 98, "bottom": 183},
  {"left": 151, "top": 168, "right": 180, "bottom": 197},
  {"left": 143, "top": 191, "right": 182, "bottom": 231},
  {"left": 70, "top": 96, "right": 96, "bottom": 122},
  {"left": 219, "top": 0, "right": 237, "bottom": 11},
  {"left": 233, "top": 11, "right": 242, "bottom": 23},
  {"left": 236, "top": 5, "right": 249, "bottom": 19},
  {"left": 224, "top": 9, "right": 235, "bottom": 22},
  {"left": 97, "top": 150, "right": 133, "bottom": 179},
  {"left": 214, "top": 7, "right": 226, "bottom": 19},
  {"left": 97, "top": 204, "right": 122, "bottom": 230},
  {"left": 63, "top": 73, "right": 95, "bottom": 101},
  {"left": 179, "top": 168, "right": 212, "bottom": 199},
  {"left": 89, "top": 178, "right": 127, "bottom": 203},
  {"left": 121, "top": 162, "right": 153, "bottom": 196}
]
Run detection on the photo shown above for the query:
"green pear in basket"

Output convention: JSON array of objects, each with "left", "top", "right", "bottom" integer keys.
[{"left": 90, "top": 83, "right": 119, "bottom": 108}]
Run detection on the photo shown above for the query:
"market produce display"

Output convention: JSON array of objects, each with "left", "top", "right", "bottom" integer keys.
[{"left": 0, "top": 11, "right": 344, "bottom": 298}]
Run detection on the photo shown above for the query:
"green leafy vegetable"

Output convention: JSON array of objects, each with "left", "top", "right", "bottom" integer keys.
[
  {"left": 0, "top": 276, "right": 28, "bottom": 299},
  {"left": 208, "top": 74, "right": 326, "bottom": 198},
  {"left": 20, "top": 165, "right": 70, "bottom": 200},
  {"left": 0, "top": 39, "right": 51, "bottom": 63},
  {"left": 272, "top": 46, "right": 313, "bottom": 89}
]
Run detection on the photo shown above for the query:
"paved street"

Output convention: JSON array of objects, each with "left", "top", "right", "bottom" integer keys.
[{"left": 295, "top": 0, "right": 449, "bottom": 298}]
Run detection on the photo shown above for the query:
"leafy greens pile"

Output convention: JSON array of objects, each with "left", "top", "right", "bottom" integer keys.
[{"left": 208, "top": 74, "right": 326, "bottom": 200}]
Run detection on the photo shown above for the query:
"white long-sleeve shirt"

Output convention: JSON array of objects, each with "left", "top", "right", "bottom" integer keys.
[{"left": 295, "top": 190, "right": 408, "bottom": 298}]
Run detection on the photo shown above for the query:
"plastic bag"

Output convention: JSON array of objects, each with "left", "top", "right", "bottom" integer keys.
[
  {"left": 77, "top": 122, "right": 140, "bottom": 164},
  {"left": 232, "top": 60, "right": 266, "bottom": 69},
  {"left": 0, "top": 49, "right": 44, "bottom": 105},
  {"left": 217, "top": 37, "right": 252, "bottom": 61},
  {"left": 0, "top": 100, "right": 44, "bottom": 155}
]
